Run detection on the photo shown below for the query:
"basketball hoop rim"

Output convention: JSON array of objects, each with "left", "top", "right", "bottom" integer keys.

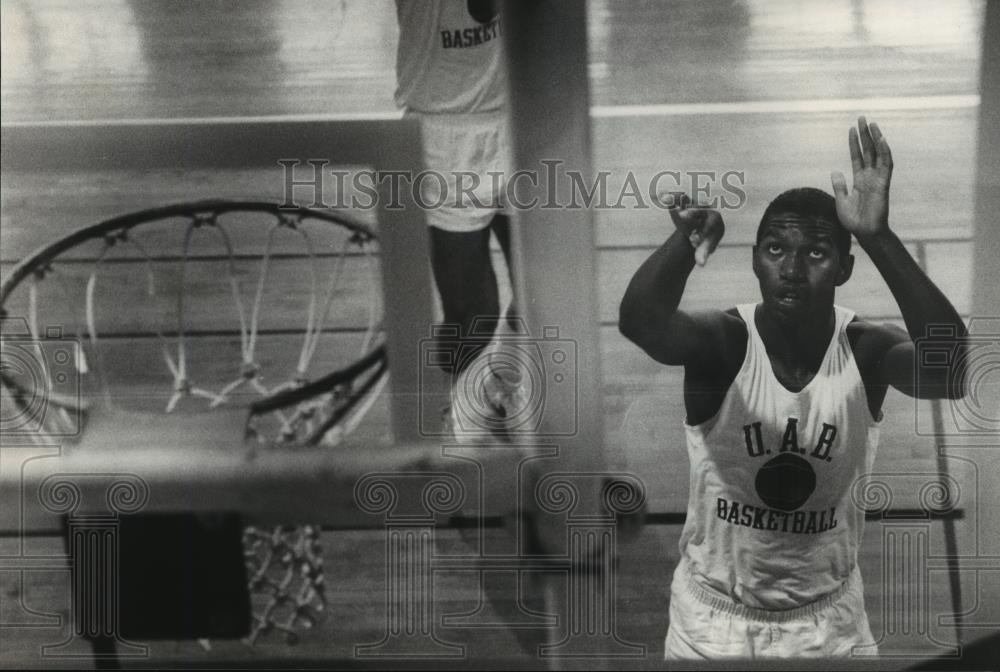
[{"left": 0, "top": 199, "right": 375, "bottom": 310}]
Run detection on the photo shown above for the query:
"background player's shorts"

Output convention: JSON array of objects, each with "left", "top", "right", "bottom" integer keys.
[
  {"left": 664, "top": 557, "right": 878, "bottom": 660},
  {"left": 408, "top": 110, "right": 510, "bottom": 232}
]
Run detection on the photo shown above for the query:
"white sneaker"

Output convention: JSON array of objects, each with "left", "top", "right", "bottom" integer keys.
[
  {"left": 481, "top": 365, "right": 529, "bottom": 427},
  {"left": 448, "top": 347, "right": 529, "bottom": 442}
]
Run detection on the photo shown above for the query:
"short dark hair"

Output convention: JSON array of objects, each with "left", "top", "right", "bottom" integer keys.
[{"left": 757, "top": 187, "right": 851, "bottom": 257}]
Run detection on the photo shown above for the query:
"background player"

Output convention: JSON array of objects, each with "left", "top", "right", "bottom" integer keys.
[
  {"left": 394, "top": 0, "right": 524, "bottom": 435},
  {"left": 619, "top": 117, "right": 968, "bottom": 658}
]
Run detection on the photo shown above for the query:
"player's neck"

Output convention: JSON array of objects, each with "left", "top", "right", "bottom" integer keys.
[{"left": 755, "top": 302, "right": 836, "bottom": 371}]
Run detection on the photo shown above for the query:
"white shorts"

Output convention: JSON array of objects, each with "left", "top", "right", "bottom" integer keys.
[
  {"left": 664, "top": 558, "right": 878, "bottom": 660},
  {"left": 409, "top": 111, "right": 511, "bottom": 233}
]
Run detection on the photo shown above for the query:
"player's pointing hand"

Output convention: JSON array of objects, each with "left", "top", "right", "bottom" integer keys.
[{"left": 664, "top": 193, "right": 725, "bottom": 266}]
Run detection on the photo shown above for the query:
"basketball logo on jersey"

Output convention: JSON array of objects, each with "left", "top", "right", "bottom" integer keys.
[
  {"left": 755, "top": 453, "right": 815, "bottom": 511},
  {"left": 467, "top": 0, "right": 498, "bottom": 24},
  {"left": 744, "top": 417, "right": 837, "bottom": 511},
  {"left": 715, "top": 417, "right": 841, "bottom": 534}
]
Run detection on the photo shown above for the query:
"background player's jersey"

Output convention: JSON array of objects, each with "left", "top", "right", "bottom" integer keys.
[
  {"left": 394, "top": 0, "right": 506, "bottom": 114},
  {"left": 678, "top": 303, "right": 881, "bottom": 609}
]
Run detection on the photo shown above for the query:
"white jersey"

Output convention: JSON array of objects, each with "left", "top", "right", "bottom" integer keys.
[
  {"left": 679, "top": 303, "right": 881, "bottom": 610},
  {"left": 394, "top": 0, "right": 506, "bottom": 114},
  {"left": 393, "top": 0, "right": 510, "bottom": 231}
]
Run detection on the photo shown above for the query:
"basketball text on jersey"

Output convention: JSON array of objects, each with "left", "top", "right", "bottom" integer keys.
[
  {"left": 441, "top": 18, "right": 501, "bottom": 48},
  {"left": 716, "top": 499, "right": 839, "bottom": 534}
]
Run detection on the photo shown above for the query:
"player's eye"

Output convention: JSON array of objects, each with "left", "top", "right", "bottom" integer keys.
[
  {"left": 766, "top": 243, "right": 782, "bottom": 255},
  {"left": 808, "top": 248, "right": 826, "bottom": 260}
]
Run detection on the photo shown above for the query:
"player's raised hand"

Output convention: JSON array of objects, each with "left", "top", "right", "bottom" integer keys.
[
  {"left": 831, "top": 116, "right": 893, "bottom": 238},
  {"left": 663, "top": 193, "right": 725, "bottom": 266}
]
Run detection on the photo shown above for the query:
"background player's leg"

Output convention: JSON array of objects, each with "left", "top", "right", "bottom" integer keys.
[
  {"left": 490, "top": 214, "right": 512, "bottom": 264},
  {"left": 489, "top": 214, "right": 519, "bottom": 327},
  {"left": 429, "top": 225, "right": 501, "bottom": 376},
  {"left": 490, "top": 214, "right": 513, "bottom": 285}
]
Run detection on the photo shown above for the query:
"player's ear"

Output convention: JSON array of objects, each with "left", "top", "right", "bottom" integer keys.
[
  {"left": 836, "top": 253, "right": 854, "bottom": 286},
  {"left": 752, "top": 245, "right": 761, "bottom": 279}
]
